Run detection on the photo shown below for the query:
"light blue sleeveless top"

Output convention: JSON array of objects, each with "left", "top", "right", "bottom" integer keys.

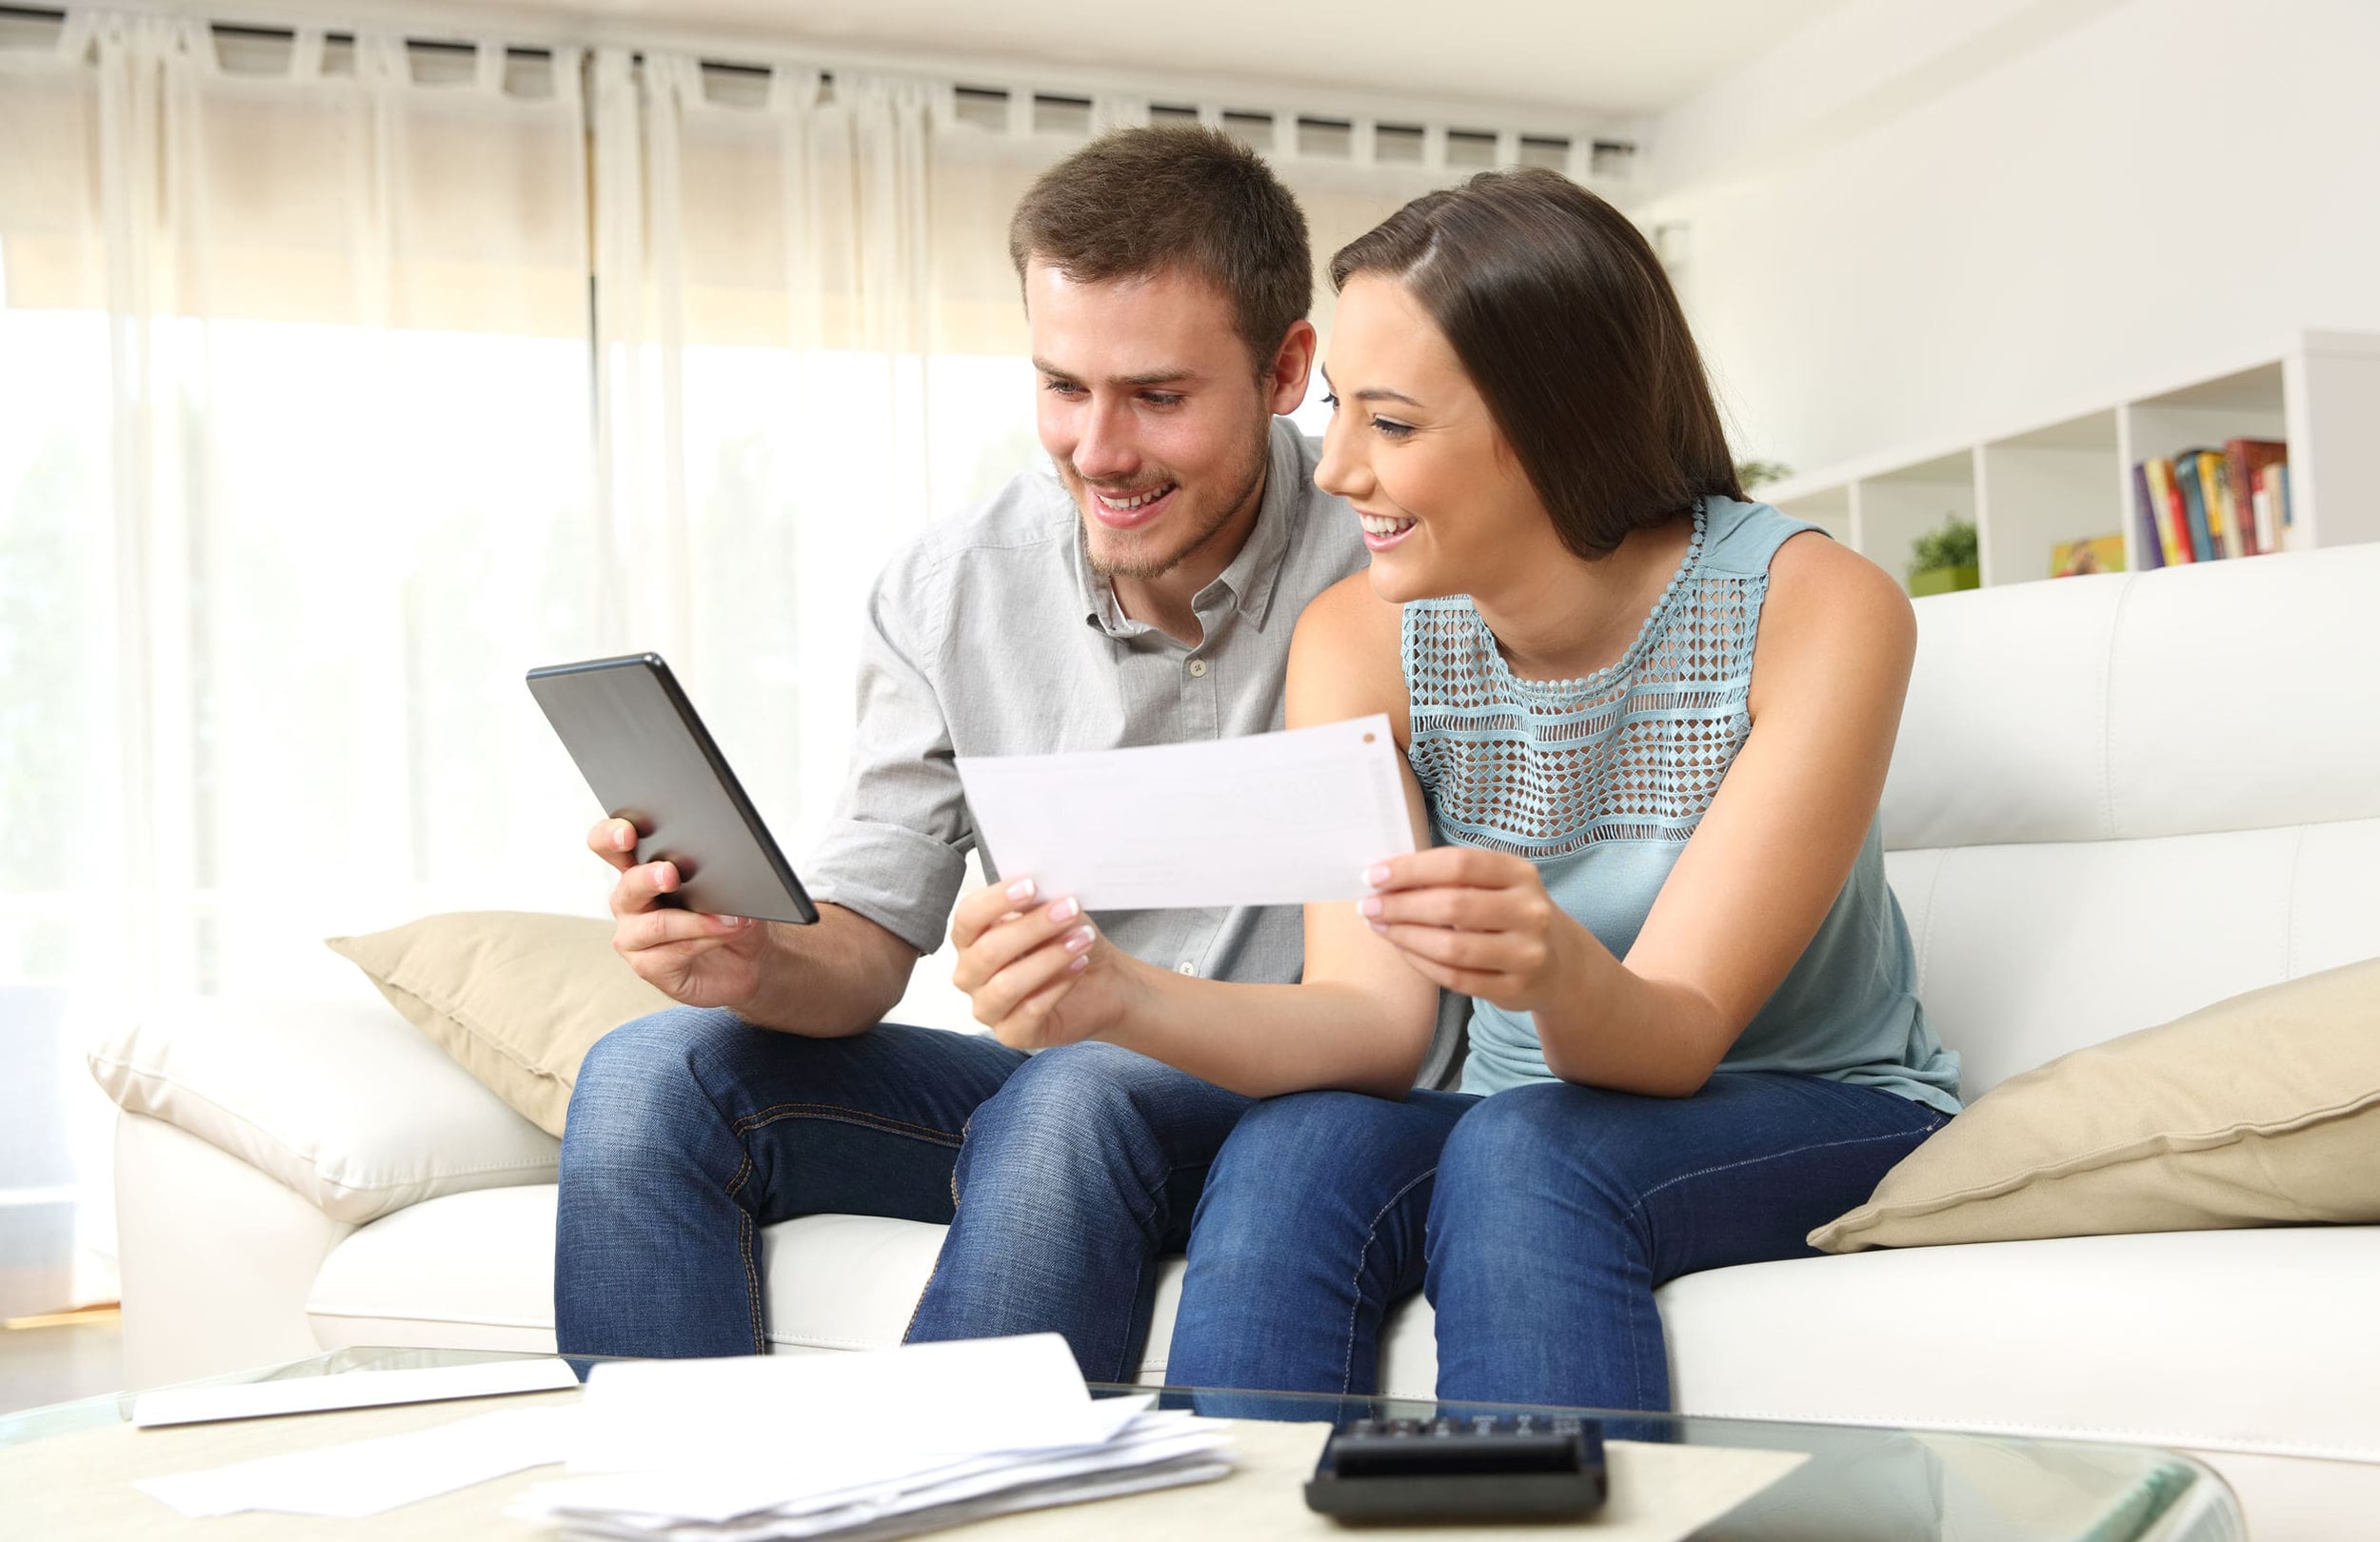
[{"left": 1404, "top": 496, "right": 1962, "bottom": 1112}]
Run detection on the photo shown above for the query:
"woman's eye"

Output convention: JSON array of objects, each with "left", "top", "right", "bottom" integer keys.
[
  {"left": 1371, "top": 417, "right": 1416, "bottom": 440},
  {"left": 1319, "top": 392, "right": 1339, "bottom": 411}
]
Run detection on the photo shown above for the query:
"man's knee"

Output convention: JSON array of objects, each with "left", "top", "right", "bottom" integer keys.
[
  {"left": 963, "top": 1039, "right": 1177, "bottom": 1151},
  {"left": 565, "top": 1005, "right": 747, "bottom": 1156},
  {"left": 1209, "top": 1090, "right": 1387, "bottom": 1186}
]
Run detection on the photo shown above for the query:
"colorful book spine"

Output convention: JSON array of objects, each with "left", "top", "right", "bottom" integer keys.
[
  {"left": 2191, "top": 451, "right": 2236, "bottom": 561},
  {"left": 2131, "top": 463, "right": 2166, "bottom": 569},
  {"left": 2172, "top": 451, "right": 2215, "bottom": 561},
  {"left": 2224, "top": 439, "right": 2288, "bottom": 558},
  {"left": 2143, "top": 457, "right": 2193, "bottom": 564},
  {"left": 2255, "top": 459, "right": 2294, "bottom": 551}
]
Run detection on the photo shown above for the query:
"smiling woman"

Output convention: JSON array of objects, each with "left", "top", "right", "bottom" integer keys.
[{"left": 1165, "top": 167, "right": 1961, "bottom": 1413}]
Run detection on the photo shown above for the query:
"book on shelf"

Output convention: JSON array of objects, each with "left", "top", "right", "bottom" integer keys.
[
  {"left": 2142, "top": 456, "right": 2192, "bottom": 565},
  {"left": 2172, "top": 450, "right": 2216, "bottom": 562},
  {"left": 2225, "top": 438, "right": 2288, "bottom": 556},
  {"left": 2132, "top": 444, "right": 2287, "bottom": 564},
  {"left": 2130, "top": 464, "right": 2166, "bottom": 569},
  {"left": 2252, "top": 460, "right": 2293, "bottom": 553}
]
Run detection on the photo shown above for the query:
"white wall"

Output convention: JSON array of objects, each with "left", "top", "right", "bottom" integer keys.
[{"left": 1642, "top": 0, "right": 2380, "bottom": 475}]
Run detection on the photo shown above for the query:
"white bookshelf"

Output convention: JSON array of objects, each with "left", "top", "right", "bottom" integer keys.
[{"left": 1755, "top": 330, "right": 2380, "bottom": 592}]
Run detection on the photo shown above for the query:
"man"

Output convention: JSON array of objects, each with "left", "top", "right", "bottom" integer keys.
[{"left": 555, "top": 127, "right": 1401, "bottom": 1379}]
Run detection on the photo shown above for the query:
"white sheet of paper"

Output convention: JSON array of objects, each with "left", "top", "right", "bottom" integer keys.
[
  {"left": 565, "top": 1334, "right": 1115, "bottom": 1479},
  {"left": 134, "top": 1404, "right": 575, "bottom": 1518},
  {"left": 524, "top": 1405, "right": 1200, "bottom": 1530},
  {"left": 955, "top": 715, "right": 1413, "bottom": 910},
  {"left": 130, "top": 1355, "right": 580, "bottom": 1428}
]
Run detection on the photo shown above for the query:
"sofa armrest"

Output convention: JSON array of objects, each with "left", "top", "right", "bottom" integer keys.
[{"left": 89, "top": 973, "right": 560, "bottom": 1226}]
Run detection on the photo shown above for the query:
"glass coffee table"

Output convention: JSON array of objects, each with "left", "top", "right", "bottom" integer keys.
[{"left": 1, "top": 1345, "right": 2242, "bottom": 1540}]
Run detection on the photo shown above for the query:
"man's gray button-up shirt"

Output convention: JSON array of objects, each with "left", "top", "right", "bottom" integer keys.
[{"left": 804, "top": 416, "right": 1364, "bottom": 992}]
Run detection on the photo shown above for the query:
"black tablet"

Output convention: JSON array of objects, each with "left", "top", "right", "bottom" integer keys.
[{"left": 526, "top": 654, "right": 819, "bottom": 925}]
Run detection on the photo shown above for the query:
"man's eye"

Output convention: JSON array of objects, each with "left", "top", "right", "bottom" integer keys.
[
  {"left": 1141, "top": 392, "right": 1184, "bottom": 407},
  {"left": 1043, "top": 379, "right": 1085, "bottom": 396}
]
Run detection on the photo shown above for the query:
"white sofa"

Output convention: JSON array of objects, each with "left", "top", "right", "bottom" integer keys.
[{"left": 95, "top": 542, "right": 2380, "bottom": 1540}]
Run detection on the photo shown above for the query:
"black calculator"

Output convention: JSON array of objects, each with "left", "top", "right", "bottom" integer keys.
[{"left": 1303, "top": 1413, "right": 1608, "bottom": 1522}]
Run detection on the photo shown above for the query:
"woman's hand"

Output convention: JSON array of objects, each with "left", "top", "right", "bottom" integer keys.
[
  {"left": 1359, "top": 848, "right": 1589, "bottom": 1015},
  {"left": 949, "top": 879, "right": 1146, "bottom": 1051}
]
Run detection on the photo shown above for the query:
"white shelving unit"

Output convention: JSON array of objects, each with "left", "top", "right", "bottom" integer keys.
[{"left": 1755, "top": 330, "right": 2380, "bottom": 592}]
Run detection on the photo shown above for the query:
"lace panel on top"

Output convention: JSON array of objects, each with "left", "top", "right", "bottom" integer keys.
[{"left": 1405, "top": 505, "right": 1766, "bottom": 860}]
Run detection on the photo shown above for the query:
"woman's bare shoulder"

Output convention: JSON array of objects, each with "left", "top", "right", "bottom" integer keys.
[
  {"left": 1766, "top": 531, "right": 1914, "bottom": 647},
  {"left": 1287, "top": 569, "right": 1408, "bottom": 729},
  {"left": 1751, "top": 530, "right": 1915, "bottom": 712},
  {"left": 1299, "top": 568, "right": 1403, "bottom": 648}
]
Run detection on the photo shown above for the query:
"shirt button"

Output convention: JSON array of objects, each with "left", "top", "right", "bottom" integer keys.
[
  {"left": 1177, "top": 961, "right": 1198, "bottom": 975},
  {"left": 1186, "top": 659, "right": 1208, "bottom": 678}
]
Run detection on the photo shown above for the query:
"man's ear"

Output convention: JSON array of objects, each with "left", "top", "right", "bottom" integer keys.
[{"left": 1264, "top": 319, "right": 1319, "bottom": 416}]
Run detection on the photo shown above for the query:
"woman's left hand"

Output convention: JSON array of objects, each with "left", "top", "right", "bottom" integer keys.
[{"left": 1359, "top": 849, "right": 1587, "bottom": 1014}]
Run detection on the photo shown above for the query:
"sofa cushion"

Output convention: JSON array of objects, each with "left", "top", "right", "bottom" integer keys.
[
  {"left": 89, "top": 984, "right": 559, "bottom": 1225},
  {"left": 1814, "top": 957, "right": 2380, "bottom": 1252},
  {"left": 1663, "top": 1226, "right": 2380, "bottom": 1463},
  {"left": 304, "top": 1183, "right": 2380, "bottom": 1462},
  {"left": 327, "top": 911, "right": 675, "bottom": 1137},
  {"left": 305, "top": 1190, "right": 1441, "bottom": 1393}
]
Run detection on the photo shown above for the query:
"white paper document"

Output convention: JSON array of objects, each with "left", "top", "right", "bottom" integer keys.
[
  {"left": 134, "top": 1404, "right": 577, "bottom": 1518},
  {"left": 955, "top": 714, "right": 1413, "bottom": 910},
  {"left": 514, "top": 1334, "right": 1236, "bottom": 1542},
  {"left": 130, "top": 1354, "right": 581, "bottom": 1428}
]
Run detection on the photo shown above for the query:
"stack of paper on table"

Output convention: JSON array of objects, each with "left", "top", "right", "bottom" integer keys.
[{"left": 509, "top": 1335, "right": 1233, "bottom": 1541}]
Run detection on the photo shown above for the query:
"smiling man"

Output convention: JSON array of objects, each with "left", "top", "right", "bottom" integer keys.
[{"left": 552, "top": 128, "right": 1389, "bottom": 1379}]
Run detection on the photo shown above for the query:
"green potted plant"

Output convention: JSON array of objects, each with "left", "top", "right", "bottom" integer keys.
[{"left": 1908, "top": 515, "right": 1979, "bottom": 596}]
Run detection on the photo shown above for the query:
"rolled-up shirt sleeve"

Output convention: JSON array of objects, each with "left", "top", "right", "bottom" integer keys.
[{"left": 803, "top": 546, "right": 972, "bottom": 957}]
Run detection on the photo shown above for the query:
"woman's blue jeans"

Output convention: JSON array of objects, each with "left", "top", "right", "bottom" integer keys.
[
  {"left": 1167, "top": 1073, "right": 1949, "bottom": 1411},
  {"left": 553, "top": 1007, "right": 1250, "bottom": 1379}
]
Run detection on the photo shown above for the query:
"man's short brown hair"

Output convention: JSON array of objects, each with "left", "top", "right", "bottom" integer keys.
[{"left": 1008, "top": 127, "right": 1313, "bottom": 373}]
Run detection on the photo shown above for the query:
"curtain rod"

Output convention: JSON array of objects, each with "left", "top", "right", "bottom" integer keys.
[
  {"left": 0, "top": 4, "right": 1636, "bottom": 161},
  {"left": 0, "top": 4, "right": 1637, "bottom": 154},
  {"left": 0, "top": 6, "right": 772, "bottom": 75}
]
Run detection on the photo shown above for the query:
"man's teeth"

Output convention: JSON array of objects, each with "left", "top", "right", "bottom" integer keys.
[
  {"left": 1099, "top": 484, "right": 1174, "bottom": 510},
  {"left": 1360, "top": 514, "right": 1417, "bottom": 536}
]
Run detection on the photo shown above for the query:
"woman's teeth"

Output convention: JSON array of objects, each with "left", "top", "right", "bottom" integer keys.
[
  {"left": 1360, "top": 514, "right": 1416, "bottom": 536},
  {"left": 1098, "top": 484, "right": 1174, "bottom": 510}
]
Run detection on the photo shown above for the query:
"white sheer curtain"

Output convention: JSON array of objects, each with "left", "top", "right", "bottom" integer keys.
[
  {"left": 0, "top": 11, "right": 605, "bottom": 1312},
  {"left": 0, "top": 7, "right": 1493, "bottom": 1315}
]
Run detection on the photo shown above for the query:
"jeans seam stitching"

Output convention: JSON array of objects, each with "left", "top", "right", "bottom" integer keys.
[
  {"left": 723, "top": 1148, "right": 764, "bottom": 1353},
  {"left": 734, "top": 1101, "right": 966, "bottom": 1146},
  {"left": 1341, "top": 1166, "right": 1438, "bottom": 1397},
  {"left": 1629, "top": 1125, "right": 1934, "bottom": 1211}
]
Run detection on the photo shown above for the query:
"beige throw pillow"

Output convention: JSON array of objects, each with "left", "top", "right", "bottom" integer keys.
[
  {"left": 1812, "top": 957, "right": 2380, "bottom": 1252},
  {"left": 327, "top": 912, "right": 676, "bottom": 1137}
]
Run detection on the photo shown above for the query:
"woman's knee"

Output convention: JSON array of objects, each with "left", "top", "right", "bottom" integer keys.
[{"left": 1430, "top": 1081, "right": 1651, "bottom": 1236}]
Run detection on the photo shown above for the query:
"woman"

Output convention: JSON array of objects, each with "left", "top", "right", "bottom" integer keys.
[
  {"left": 951, "top": 167, "right": 1959, "bottom": 1412},
  {"left": 1160, "top": 168, "right": 1963, "bottom": 1410}
]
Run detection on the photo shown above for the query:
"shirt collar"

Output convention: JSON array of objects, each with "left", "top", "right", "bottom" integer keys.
[{"left": 1072, "top": 418, "right": 1304, "bottom": 639}]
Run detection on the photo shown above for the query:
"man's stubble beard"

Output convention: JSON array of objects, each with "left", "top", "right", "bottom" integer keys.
[{"left": 1074, "top": 411, "right": 1273, "bottom": 583}]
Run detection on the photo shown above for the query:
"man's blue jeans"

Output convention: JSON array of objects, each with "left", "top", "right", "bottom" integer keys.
[
  {"left": 1168, "top": 1073, "right": 1949, "bottom": 1411},
  {"left": 553, "top": 1008, "right": 1250, "bottom": 1379}
]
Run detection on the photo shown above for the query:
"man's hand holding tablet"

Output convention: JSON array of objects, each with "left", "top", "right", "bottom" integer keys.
[
  {"left": 585, "top": 812, "right": 776, "bottom": 1011},
  {"left": 530, "top": 654, "right": 821, "bottom": 1014}
]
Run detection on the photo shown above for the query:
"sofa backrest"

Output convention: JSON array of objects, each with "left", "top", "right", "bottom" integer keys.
[{"left": 1879, "top": 541, "right": 2380, "bottom": 1097}]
